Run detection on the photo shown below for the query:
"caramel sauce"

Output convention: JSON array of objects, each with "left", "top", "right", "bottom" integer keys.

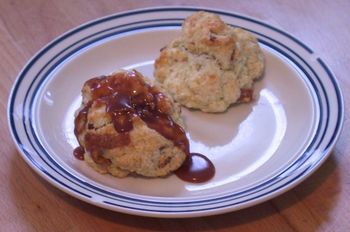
[
  {"left": 73, "top": 70, "right": 214, "bottom": 183},
  {"left": 238, "top": 88, "right": 253, "bottom": 102},
  {"left": 73, "top": 146, "right": 85, "bottom": 160},
  {"left": 82, "top": 70, "right": 189, "bottom": 153},
  {"left": 175, "top": 153, "right": 215, "bottom": 183}
]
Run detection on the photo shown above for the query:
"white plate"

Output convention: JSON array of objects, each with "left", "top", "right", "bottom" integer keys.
[{"left": 8, "top": 7, "right": 344, "bottom": 218}]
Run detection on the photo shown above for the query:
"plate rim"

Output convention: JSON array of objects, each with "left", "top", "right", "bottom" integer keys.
[{"left": 7, "top": 6, "right": 344, "bottom": 218}]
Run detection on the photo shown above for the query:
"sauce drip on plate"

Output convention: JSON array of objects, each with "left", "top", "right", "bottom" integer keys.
[
  {"left": 73, "top": 146, "right": 85, "bottom": 160},
  {"left": 175, "top": 153, "right": 215, "bottom": 183}
]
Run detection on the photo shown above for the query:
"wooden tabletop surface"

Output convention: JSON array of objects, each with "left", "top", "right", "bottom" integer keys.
[{"left": 1, "top": 0, "right": 349, "bottom": 231}]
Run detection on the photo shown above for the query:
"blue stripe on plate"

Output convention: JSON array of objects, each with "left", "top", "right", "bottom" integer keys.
[
  {"left": 24, "top": 25, "right": 328, "bottom": 206},
  {"left": 74, "top": 7, "right": 314, "bottom": 54},
  {"left": 317, "top": 58, "right": 344, "bottom": 150},
  {"left": 18, "top": 21, "right": 331, "bottom": 205},
  {"left": 102, "top": 162, "right": 315, "bottom": 213}
]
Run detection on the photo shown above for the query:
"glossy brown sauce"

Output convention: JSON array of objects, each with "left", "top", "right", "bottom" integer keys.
[
  {"left": 238, "top": 88, "right": 253, "bottom": 102},
  {"left": 73, "top": 70, "right": 214, "bottom": 183},
  {"left": 73, "top": 146, "right": 85, "bottom": 160},
  {"left": 175, "top": 153, "right": 215, "bottom": 183}
]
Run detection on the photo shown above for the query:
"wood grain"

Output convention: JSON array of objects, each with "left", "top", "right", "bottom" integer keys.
[{"left": 1, "top": 0, "right": 349, "bottom": 231}]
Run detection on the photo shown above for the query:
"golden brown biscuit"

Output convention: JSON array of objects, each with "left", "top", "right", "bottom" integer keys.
[
  {"left": 154, "top": 11, "right": 264, "bottom": 112},
  {"left": 74, "top": 70, "right": 187, "bottom": 178}
]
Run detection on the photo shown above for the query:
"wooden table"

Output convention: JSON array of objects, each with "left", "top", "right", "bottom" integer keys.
[{"left": 1, "top": 0, "right": 349, "bottom": 231}]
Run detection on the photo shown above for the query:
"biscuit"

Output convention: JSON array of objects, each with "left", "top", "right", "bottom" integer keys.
[
  {"left": 74, "top": 70, "right": 187, "bottom": 178},
  {"left": 154, "top": 11, "right": 264, "bottom": 112}
]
